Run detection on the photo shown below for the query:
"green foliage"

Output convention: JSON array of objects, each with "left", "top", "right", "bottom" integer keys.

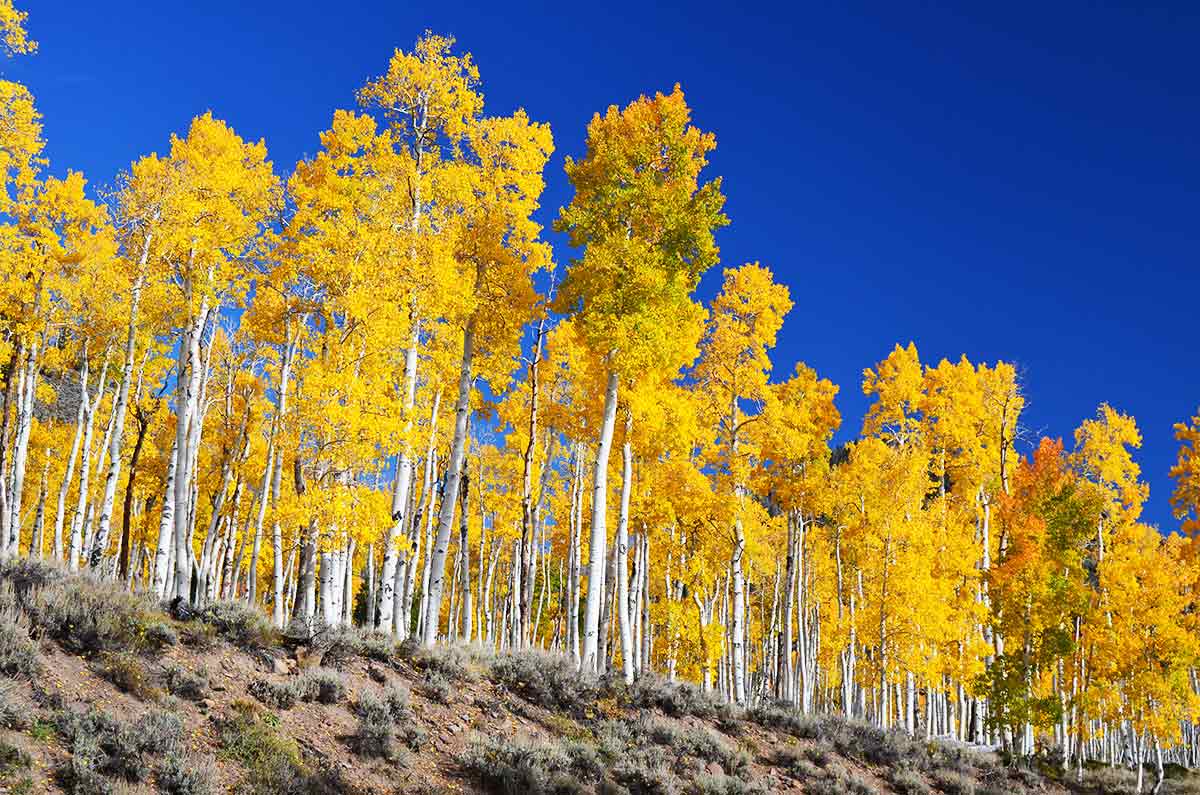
[{"left": 215, "top": 701, "right": 319, "bottom": 795}]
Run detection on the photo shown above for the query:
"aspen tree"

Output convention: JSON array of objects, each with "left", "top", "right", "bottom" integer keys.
[
  {"left": 694, "top": 263, "right": 792, "bottom": 702},
  {"left": 555, "top": 85, "right": 726, "bottom": 671},
  {"left": 357, "top": 33, "right": 482, "bottom": 636}
]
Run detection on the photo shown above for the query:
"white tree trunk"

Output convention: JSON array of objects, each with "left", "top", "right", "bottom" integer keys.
[
  {"left": 616, "top": 409, "right": 634, "bottom": 684},
  {"left": 378, "top": 318, "right": 421, "bottom": 634},
  {"left": 53, "top": 352, "right": 89, "bottom": 561},
  {"left": 420, "top": 319, "right": 475, "bottom": 646},
  {"left": 89, "top": 271, "right": 146, "bottom": 568},
  {"left": 152, "top": 443, "right": 178, "bottom": 598},
  {"left": 173, "top": 301, "right": 209, "bottom": 600},
  {"left": 581, "top": 368, "right": 619, "bottom": 672},
  {"left": 7, "top": 335, "right": 41, "bottom": 555},
  {"left": 69, "top": 355, "right": 108, "bottom": 571}
]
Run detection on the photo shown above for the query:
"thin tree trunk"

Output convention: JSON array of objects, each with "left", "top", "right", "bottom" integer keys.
[
  {"left": 615, "top": 408, "right": 634, "bottom": 684},
  {"left": 421, "top": 316, "right": 475, "bottom": 646},
  {"left": 581, "top": 367, "right": 619, "bottom": 671}
]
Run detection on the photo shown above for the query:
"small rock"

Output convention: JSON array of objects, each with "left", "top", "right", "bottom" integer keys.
[
  {"left": 705, "top": 762, "right": 722, "bottom": 777},
  {"left": 271, "top": 658, "right": 289, "bottom": 675}
]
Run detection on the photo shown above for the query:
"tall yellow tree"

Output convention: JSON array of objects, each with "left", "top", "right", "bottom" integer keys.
[
  {"left": 555, "top": 85, "right": 726, "bottom": 671},
  {"left": 693, "top": 262, "right": 792, "bottom": 702}
]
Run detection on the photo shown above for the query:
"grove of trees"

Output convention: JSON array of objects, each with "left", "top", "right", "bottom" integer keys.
[{"left": 1, "top": 5, "right": 1198, "bottom": 789}]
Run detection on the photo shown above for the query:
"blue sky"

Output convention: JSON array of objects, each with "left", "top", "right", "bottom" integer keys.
[{"left": 15, "top": 1, "right": 1199, "bottom": 531}]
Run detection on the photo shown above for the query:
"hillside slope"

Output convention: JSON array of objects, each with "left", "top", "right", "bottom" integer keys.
[{"left": 0, "top": 560, "right": 1193, "bottom": 795}]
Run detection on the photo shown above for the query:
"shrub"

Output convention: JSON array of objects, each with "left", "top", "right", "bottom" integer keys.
[
  {"left": 423, "top": 670, "right": 451, "bottom": 704},
  {"left": 0, "top": 737, "right": 31, "bottom": 778},
  {"left": 489, "top": 649, "right": 601, "bottom": 714},
  {"left": 60, "top": 732, "right": 115, "bottom": 795},
  {"left": 215, "top": 701, "right": 316, "bottom": 795},
  {"left": 822, "top": 718, "right": 925, "bottom": 768},
  {"left": 249, "top": 668, "right": 345, "bottom": 709},
  {"left": 626, "top": 671, "right": 730, "bottom": 721},
  {"left": 352, "top": 692, "right": 395, "bottom": 759},
  {"left": 406, "top": 642, "right": 491, "bottom": 682},
  {"left": 804, "top": 743, "right": 833, "bottom": 768},
  {"left": 95, "top": 652, "right": 158, "bottom": 700},
  {"left": 248, "top": 677, "right": 301, "bottom": 710},
  {"left": 198, "top": 600, "right": 276, "bottom": 650},
  {"left": 179, "top": 621, "right": 219, "bottom": 650},
  {"left": 771, "top": 745, "right": 823, "bottom": 780},
  {"left": 608, "top": 746, "right": 682, "bottom": 795},
  {"left": 693, "top": 772, "right": 769, "bottom": 795},
  {"left": 23, "top": 576, "right": 161, "bottom": 654},
  {"left": 746, "top": 702, "right": 824, "bottom": 739},
  {"left": 1082, "top": 765, "right": 1140, "bottom": 794},
  {"left": 383, "top": 684, "right": 410, "bottom": 718},
  {"left": 377, "top": 684, "right": 427, "bottom": 751},
  {"left": 807, "top": 769, "right": 879, "bottom": 795},
  {"left": 143, "top": 621, "right": 178, "bottom": 649},
  {"left": 458, "top": 734, "right": 597, "bottom": 795},
  {"left": 155, "top": 753, "right": 215, "bottom": 795},
  {"left": 931, "top": 768, "right": 977, "bottom": 795},
  {"left": 891, "top": 766, "right": 933, "bottom": 795},
  {"left": 54, "top": 706, "right": 181, "bottom": 788},
  {"left": 638, "top": 717, "right": 743, "bottom": 774},
  {"left": 297, "top": 667, "right": 345, "bottom": 704},
  {"left": 0, "top": 683, "right": 29, "bottom": 730},
  {"left": 319, "top": 626, "right": 395, "bottom": 667},
  {"left": 162, "top": 664, "right": 208, "bottom": 701},
  {"left": 134, "top": 709, "right": 184, "bottom": 755},
  {"left": 0, "top": 594, "right": 39, "bottom": 678},
  {"left": 0, "top": 557, "right": 64, "bottom": 598}
]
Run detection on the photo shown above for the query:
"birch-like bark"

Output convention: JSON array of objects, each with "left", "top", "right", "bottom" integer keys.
[
  {"left": 117, "top": 407, "right": 149, "bottom": 580},
  {"left": 581, "top": 367, "right": 619, "bottom": 672},
  {"left": 173, "top": 299, "right": 210, "bottom": 600},
  {"left": 270, "top": 330, "right": 297, "bottom": 626},
  {"left": 151, "top": 441, "right": 178, "bottom": 597},
  {"left": 53, "top": 350, "right": 89, "bottom": 560},
  {"left": 246, "top": 451, "right": 272, "bottom": 603},
  {"left": 378, "top": 316, "right": 421, "bottom": 634},
  {"left": 458, "top": 471, "right": 472, "bottom": 642},
  {"left": 615, "top": 408, "right": 634, "bottom": 684},
  {"left": 7, "top": 332, "right": 42, "bottom": 554},
  {"left": 30, "top": 458, "right": 49, "bottom": 558},
  {"left": 518, "top": 319, "right": 545, "bottom": 646},
  {"left": 420, "top": 316, "right": 475, "bottom": 646},
  {"left": 90, "top": 226, "right": 150, "bottom": 566},
  {"left": 69, "top": 355, "right": 108, "bottom": 571}
]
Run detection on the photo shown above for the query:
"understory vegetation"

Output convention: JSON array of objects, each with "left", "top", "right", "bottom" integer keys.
[{"left": 0, "top": 559, "right": 1197, "bottom": 793}]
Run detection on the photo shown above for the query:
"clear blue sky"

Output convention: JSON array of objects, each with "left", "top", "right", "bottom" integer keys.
[{"left": 15, "top": 1, "right": 1199, "bottom": 531}]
